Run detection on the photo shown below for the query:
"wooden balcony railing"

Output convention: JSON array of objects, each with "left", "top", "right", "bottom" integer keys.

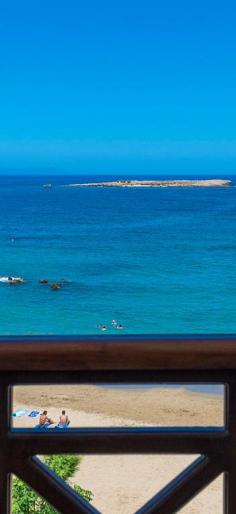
[{"left": 1, "top": 335, "right": 236, "bottom": 513}]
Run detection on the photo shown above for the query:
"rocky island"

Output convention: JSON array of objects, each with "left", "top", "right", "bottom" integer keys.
[{"left": 66, "top": 179, "right": 231, "bottom": 188}]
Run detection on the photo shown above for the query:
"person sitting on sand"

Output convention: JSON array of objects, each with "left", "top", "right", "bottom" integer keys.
[
  {"left": 56, "top": 410, "right": 70, "bottom": 429},
  {"left": 35, "top": 410, "right": 54, "bottom": 429}
]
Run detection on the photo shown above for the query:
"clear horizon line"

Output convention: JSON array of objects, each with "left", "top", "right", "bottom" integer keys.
[{"left": 0, "top": 171, "right": 234, "bottom": 176}]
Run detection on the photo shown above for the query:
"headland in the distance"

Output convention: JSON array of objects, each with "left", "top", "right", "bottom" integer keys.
[{"left": 65, "top": 179, "right": 231, "bottom": 188}]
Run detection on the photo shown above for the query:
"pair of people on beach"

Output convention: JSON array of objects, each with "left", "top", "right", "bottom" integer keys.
[{"left": 36, "top": 409, "right": 70, "bottom": 429}]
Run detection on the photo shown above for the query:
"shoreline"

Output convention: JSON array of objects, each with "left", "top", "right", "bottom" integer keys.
[{"left": 101, "top": 383, "right": 223, "bottom": 395}]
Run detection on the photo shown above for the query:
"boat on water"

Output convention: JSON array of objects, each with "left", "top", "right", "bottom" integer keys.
[
  {"left": 43, "top": 183, "right": 52, "bottom": 188},
  {"left": 0, "top": 276, "right": 24, "bottom": 284}
]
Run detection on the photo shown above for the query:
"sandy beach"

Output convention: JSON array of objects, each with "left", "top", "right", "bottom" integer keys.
[{"left": 13, "top": 385, "right": 223, "bottom": 513}]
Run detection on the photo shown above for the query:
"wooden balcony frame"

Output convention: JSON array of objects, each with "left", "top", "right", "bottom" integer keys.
[{"left": 1, "top": 335, "right": 236, "bottom": 513}]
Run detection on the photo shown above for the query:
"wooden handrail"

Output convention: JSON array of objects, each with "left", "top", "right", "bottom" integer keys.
[{"left": 0, "top": 335, "right": 236, "bottom": 370}]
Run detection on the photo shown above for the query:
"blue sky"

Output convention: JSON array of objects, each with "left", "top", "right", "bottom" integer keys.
[{"left": 0, "top": 1, "right": 236, "bottom": 174}]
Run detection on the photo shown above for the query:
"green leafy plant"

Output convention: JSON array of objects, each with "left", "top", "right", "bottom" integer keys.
[{"left": 12, "top": 454, "right": 93, "bottom": 513}]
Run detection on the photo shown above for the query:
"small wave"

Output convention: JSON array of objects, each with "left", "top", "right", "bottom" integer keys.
[{"left": 0, "top": 276, "right": 24, "bottom": 283}]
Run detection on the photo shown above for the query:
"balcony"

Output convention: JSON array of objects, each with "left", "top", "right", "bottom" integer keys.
[{"left": 0, "top": 335, "right": 236, "bottom": 513}]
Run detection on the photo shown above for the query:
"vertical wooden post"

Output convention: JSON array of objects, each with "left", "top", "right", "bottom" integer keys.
[
  {"left": 0, "top": 384, "right": 12, "bottom": 514},
  {"left": 224, "top": 378, "right": 236, "bottom": 514}
]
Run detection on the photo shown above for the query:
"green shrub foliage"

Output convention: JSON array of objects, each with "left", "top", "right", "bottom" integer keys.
[{"left": 12, "top": 454, "right": 93, "bottom": 513}]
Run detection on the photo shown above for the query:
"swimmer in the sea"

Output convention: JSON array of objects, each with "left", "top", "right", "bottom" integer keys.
[{"left": 98, "top": 324, "right": 107, "bottom": 331}]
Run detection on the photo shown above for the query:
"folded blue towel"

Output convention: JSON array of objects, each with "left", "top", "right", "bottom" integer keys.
[{"left": 28, "top": 410, "right": 40, "bottom": 418}]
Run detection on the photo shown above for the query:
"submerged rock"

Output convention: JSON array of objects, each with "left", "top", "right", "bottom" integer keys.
[{"left": 50, "top": 283, "right": 61, "bottom": 290}]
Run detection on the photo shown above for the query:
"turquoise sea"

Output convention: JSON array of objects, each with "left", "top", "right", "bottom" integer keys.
[{"left": 0, "top": 174, "right": 236, "bottom": 336}]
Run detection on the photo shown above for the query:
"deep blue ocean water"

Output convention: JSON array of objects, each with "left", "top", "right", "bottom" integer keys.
[{"left": 0, "top": 174, "right": 236, "bottom": 336}]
